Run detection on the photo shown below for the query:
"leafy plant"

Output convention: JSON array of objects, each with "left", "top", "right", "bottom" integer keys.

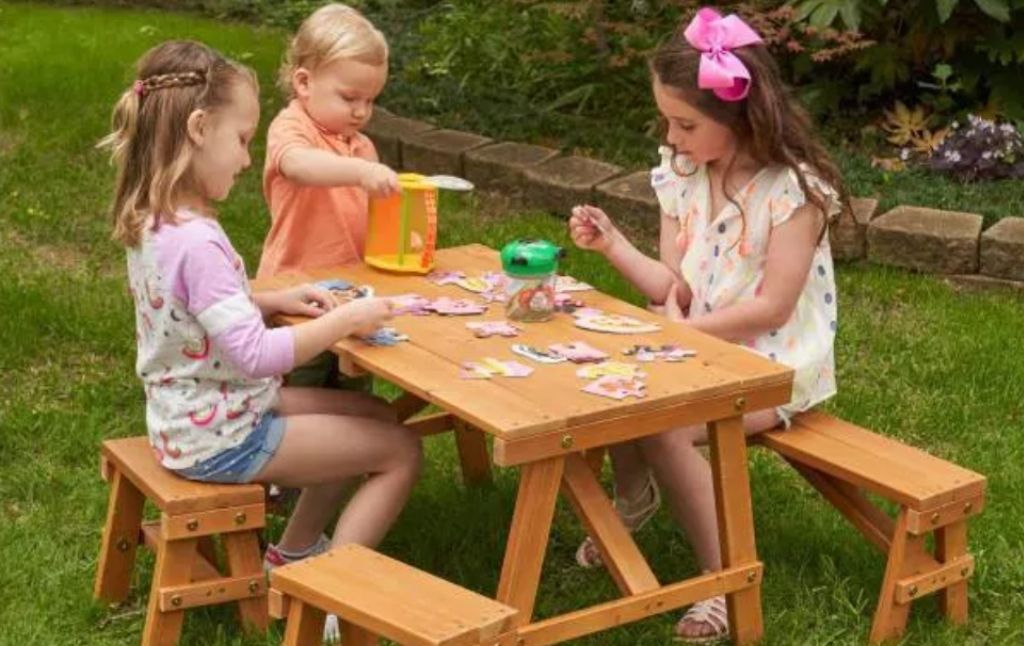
[{"left": 928, "top": 115, "right": 1024, "bottom": 181}]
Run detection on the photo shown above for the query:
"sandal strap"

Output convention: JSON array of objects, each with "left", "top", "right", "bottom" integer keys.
[
  {"left": 681, "top": 595, "right": 729, "bottom": 634},
  {"left": 613, "top": 470, "right": 661, "bottom": 531}
]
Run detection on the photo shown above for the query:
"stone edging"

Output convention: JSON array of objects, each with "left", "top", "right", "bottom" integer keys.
[{"left": 365, "top": 109, "right": 1024, "bottom": 292}]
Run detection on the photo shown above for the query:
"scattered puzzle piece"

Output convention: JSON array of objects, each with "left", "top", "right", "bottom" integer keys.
[
  {"left": 426, "top": 269, "right": 466, "bottom": 286},
  {"left": 511, "top": 344, "right": 567, "bottom": 364},
  {"left": 555, "top": 275, "right": 593, "bottom": 292},
  {"left": 362, "top": 327, "right": 409, "bottom": 347},
  {"left": 429, "top": 297, "right": 487, "bottom": 316},
  {"left": 466, "top": 321, "right": 521, "bottom": 338},
  {"left": 582, "top": 375, "right": 647, "bottom": 400},
  {"left": 574, "top": 313, "right": 661, "bottom": 334},
  {"left": 389, "top": 294, "right": 432, "bottom": 316},
  {"left": 460, "top": 358, "right": 534, "bottom": 379},
  {"left": 623, "top": 344, "right": 697, "bottom": 362},
  {"left": 576, "top": 361, "right": 645, "bottom": 380},
  {"left": 547, "top": 341, "right": 609, "bottom": 363}
]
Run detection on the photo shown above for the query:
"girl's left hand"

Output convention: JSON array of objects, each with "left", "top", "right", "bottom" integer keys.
[
  {"left": 663, "top": 284, "right": 685, "bottom": 322},
  {"left": 275, "top": 284, "right": 336, "bottom": 318}
]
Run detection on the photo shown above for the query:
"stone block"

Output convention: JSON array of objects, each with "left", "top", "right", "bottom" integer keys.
[
  {"left": 464, "top": 142, "right": 560, "bottom": 193},
  {"left": 362, "top": 110, "right": 435, "bottom": 168},
  {"left": 980, "top": 217, "right": 1024, "bottom": 281},
  {"left": 830, "top": 197, "right": 879, "bottom": 261},
  {"left": 521, "top": 156, "right": 623, "bottom": 216},
  {"left": 401, "top": 129, "right": 492, "bottom": 177},
  {"left": 594, "top": 170, "right": 660, "bottom": 239},
  {"left": 867, "top": 206, "right": 982, "bottom": 274}
]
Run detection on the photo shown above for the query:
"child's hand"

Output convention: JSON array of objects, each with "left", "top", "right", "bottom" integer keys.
[
  {"left": 275, "top": 283, "right": 336, "bottom": 318},
  {"left": 360, "top": 161, "right": 400, "bottom": 197},
  {"left": 663, "top": 284, "right": 685, "bottom": 322},
  {"left": 569, "top": 204, "right": 617, "bottom": 253},
  {"left": 338, "top": 297, "right": 394, "bottom": 337}
]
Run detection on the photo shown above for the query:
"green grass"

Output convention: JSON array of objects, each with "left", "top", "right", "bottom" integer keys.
[{"left": 2, "top": 3, "right": 1024, "bottom": 645}]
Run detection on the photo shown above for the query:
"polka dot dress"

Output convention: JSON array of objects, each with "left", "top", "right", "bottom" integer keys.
[{"left": 650, "top": 146, "right": 840, "bottom": 420}]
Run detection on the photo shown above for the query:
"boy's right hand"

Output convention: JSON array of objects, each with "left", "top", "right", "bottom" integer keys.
[
  {"left": 569, "top": 204, "right": 617, "bottom": 253},
  {"left": 360, "top": 161, "right": 400, "bottom": 197},
  {"left": 336, "top": 297, "right": 394, "bottom": 337}
]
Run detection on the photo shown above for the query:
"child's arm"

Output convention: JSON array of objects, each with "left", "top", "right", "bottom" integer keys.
[
  {"left": 279, "top": 147, "right": 398, "bottom": 196},
  {"left": 570, "top": 205, "right": 691, "bottom": 308},
  {"left": 253, "top": 283, "right": 334, "bottom": 319},
  {"left": 290, "top": 298, "right": 393, "bottom": 366},
  {"left": 678, "top": 204, "right": 821, "bottom": 342}
]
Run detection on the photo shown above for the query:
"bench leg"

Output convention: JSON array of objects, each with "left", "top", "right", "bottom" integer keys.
[
  {"left": 341, "top": 621, "right": 380, "bottom": 645},
  {"left": 709, "top": 416, "right": 763, "bottom": 645},
  {"left": 936, "top": 520, "right": 969, "bottom": 625},
  {"left": 454, "top": 419, "right": 493, "bottom": 485},
  {"left": 141, "top": 536, "right": 198, "bottom": 646},
  {"left": 282, "top": 599, "right": 326, "bottom": 646},
  {"left": 223, "top": 530, "right": 269, "bottom": 632},
  {"left": 870, "top": 510, "right": 922, "bottom": 644},
  {"left": 94, "top": 469, "right": 145, "bottom": 603}
]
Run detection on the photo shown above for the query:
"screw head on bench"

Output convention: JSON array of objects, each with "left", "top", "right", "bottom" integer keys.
[
  {"left": 908, "top": 585, "right": 918, "bottom": 598},
  {"left": 734, "top": 397, "right": 746, "bottom": 412},
  {"left": 235, "top": 512, "right": 247, "bottom": 525},
  {"left": 964, "top": 502, "right": 973, "bottom": 514},
  {"left": 171, "top": 595, "right": 182, "bottom": 607},
  {"left": 116, "top": 536, "right": 131, "bottom": 553},
  {"left": 186, "top": 519, "right": 199, "bottom": 532},
  {"left": 560, "top": 435, "right": 574, "bottom": 450},
  {"left": 961, "top": 566, "right": 970, "bottom": 577},
  {"left": 248, "top": 580, "right": 261, "bottom": 594},
  {"left": 931, "top": 512, "right": 941, "bottom": 525},
  {"left": 746, "top": 570, "right": 757, "bottom": 583}
]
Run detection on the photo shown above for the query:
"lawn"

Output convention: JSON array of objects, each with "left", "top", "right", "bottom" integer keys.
[{"left": 1, "top": 3, "right": 1023, "bottom": 645}]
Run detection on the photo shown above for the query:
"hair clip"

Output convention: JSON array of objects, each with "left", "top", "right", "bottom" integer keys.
[{"left": 133, "top": 80, "right": 146, "bottom": 98}]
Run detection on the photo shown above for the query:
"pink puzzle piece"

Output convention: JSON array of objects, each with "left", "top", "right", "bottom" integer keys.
[
  {"left": 428, "top": 297, "right": 488, "bottom": 316},
  {"left": 576, "top": 361, "right": 645, "bottom": 380},
  {"left": 547, "top": 341, "right": 609, "bottom": 363},
  {"left": 623, "top": 344, "right": 697, "bottom": 362},
  {"left": 460, "top": 358, "right": 534, "bottom": 379},
  {"left": 426, "top": 269, "right": 466, "bottom": 286},
  {"left": 389, "top": 294, "right": 432, "bottom": 316},
  {"left": 556, "top": 275, "right": 593, "bottom": 293},
  {"left": 582, "top": 375, "right": 647, "bottom": 400},
  {"left": 466, "top": 321, "right": 521, "bottom": 338}
]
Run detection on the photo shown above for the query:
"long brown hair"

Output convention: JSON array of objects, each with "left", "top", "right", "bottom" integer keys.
[
  {"left": 99, "top": 40, "right": 257, "bottom": 247},
  {"left": 650, "top": 14, "right": 849, "bottom": 241}
]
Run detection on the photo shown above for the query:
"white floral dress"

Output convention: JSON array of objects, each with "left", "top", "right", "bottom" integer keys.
[{"left": 651, "top": 146, "right": 840, "bottom": 421}]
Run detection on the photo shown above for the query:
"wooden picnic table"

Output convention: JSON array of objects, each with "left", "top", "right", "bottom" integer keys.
[{"left": 252, "top": 244, "right": 793, "bottom": 645}]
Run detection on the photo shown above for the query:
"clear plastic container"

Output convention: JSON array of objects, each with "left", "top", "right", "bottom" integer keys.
[{"left": 505, "top": 273, "right": 557, "bottom": 322}]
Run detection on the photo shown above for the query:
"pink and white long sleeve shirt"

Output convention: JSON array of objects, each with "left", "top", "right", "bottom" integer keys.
[{"left": 126, "top": 212, "right": 295, "bottom": 469}]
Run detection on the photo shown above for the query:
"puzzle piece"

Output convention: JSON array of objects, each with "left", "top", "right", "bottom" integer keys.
[
  {"left": 314, "top": 279, "right": 353, "bottom": 291},
  {"left": 511, "top": 344, "right": 567, "bottom": 364},
  {"left": 555, "top": 275, "right": 593, "bottom": 293},
  {"left": 426, "top": 269, "right": 466, "bottom": 286},
  {"left": 547, "top": 341, "right": 609, "bottom": 363},
  {"left": 362, "top": 327, "right": 409, "bottom": 347},
  {"left": 554, "top": 292, "right": 586, "bottom": 314},
  {"left": 389, "top": 294, "right": 432, "bottom": 316},
  {"left": 582, "top": 375, "right": 647, "bottom": 400},
  {"left": 466, "top": 321, "right": 521, "bottom": 338},
  {"left": 428, "top": 297, "right": 488, "bottom": 316},
  {"left": 460, "top": 357, "right": 534, "bottom": 379},
  {"left": 574, "top": 313, "right": 661, "bottom": 334},
  {"left": 576, "top": 361, "right": 645, "bottom": 380},
  {"left": 316, "top": 280, "right": 374, "bottom": 304},
  {"left": 623, "top": 344, "right": 697, "bottom": 362}
]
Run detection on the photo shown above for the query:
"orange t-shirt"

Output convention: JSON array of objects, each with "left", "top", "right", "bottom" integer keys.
[{"left": 257, "top": 100, "right": 378, "bottom": 277}]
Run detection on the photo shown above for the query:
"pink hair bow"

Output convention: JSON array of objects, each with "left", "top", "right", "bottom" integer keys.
[{"left": 684, "top": 8, "right": 763, "bottom": 102}]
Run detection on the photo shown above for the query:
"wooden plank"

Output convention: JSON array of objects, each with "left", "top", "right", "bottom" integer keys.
[
  {"left": 282, "top": 600, "right": 327, "bottom": 646},
  {"left": 269, "top": 588, "right": 290, "bottom": 620},
  {"left": 271, "top": 545, "right": 517, "bottom": 646},
  {"left": 560, "top": 454, "right": 659, "bottom": 595},
  {"left": 158, "top": 574, "right": 265, "bottom": 612},
  {"left": 453, "top": 420, "right": 493, "bottom": 485},
  {"left": 894, "top": 555, "right": 974, "bottom": 605},
  {"left": 393, "top": 391, "right": 431, "bottom": 422},
  {"left": 340, "top": 622, "right": 381, "bottom": 646},
  {"left": 708, "top": 416, "right": 763, "bottom": 644},
  {"left": 936, "top": 520, "right": 970, "bottom": 624},
  {"left": 161, "top": 503, "right": 265, "bottom": 541},
  {"left": 759, "top": 425, "right": 973, "bottom": 510},
  {"left": 223, "top": 531, "right": 269, "bottom": 632},
  {"left": 869, "top": 511, "right": 916, "bottom": 644},
  {"left": 497, "top": 458, "right": 565, "bottom": 626},
  {"left": 493, "top": 381, "right": 792, "bottom": 466},
  {"left": 906, "top": 494, "right": 984, "bottom": 535},
  {"left": 101, "top": 437, "right": 264, "bottom": 514},
  {"left": 406, "top": 412, "right": 455, "bottom": 437},
  {"left": 94, "top": 469, "right": 145, "bottom": 603},
  {"left": 513, "top": 564, "right": 762, "bottom": 646},
  {"left": 141, "top": 537, "right": 198, "bottom": 646}
]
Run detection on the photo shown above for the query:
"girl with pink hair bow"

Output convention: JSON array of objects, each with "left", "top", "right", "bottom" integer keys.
[{"left": 569, "top": 7, "right": 850, "bottom": 641}]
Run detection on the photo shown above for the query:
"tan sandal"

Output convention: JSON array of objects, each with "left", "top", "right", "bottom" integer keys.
[
  {"left": 674, "top": 595, "right": 730, "bottom": 643},
  {"left": 574, "top": 470, "right": 661, "bottom": 568}
]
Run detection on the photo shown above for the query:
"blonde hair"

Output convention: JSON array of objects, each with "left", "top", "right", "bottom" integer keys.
[
  {"left": 278, "top": 3, "right": 389, "bottom": 97},
  {"left": 99, "top": 40, "right": 257, "bottom": 247}
]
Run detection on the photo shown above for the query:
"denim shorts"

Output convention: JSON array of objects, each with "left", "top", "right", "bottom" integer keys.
[{"left": 173, "top": 412, "right": 286, "bottom": 484}]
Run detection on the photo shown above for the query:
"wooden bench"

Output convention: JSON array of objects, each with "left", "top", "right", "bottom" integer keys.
[
  {"left": 269, "top": 544, "right": 518, "bottom": 646},
  {"left": 94, "top": 437, "right": 269, "bottom": 645},
  {"left": 756, "top": 410, "right": 986, "bottom": 643}
]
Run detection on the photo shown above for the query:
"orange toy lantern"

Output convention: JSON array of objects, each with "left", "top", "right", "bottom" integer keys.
[{"left": 364, "top": 173, "right": 438, "bottom": 274}]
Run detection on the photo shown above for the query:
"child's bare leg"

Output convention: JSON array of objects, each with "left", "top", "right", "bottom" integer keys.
[
  {"left": 254, "top": 392, "right": 422, "bottom": 549},
  {"left": 608, "top": 441, "right": 650, "bottom": 500}
]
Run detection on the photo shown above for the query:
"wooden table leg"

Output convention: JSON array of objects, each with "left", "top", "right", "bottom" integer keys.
[
  {"left": 496, "top": 457, "right": 565, "bottom": 625},
  {"left": 224, "top": 530, "right": 270, "bottom": 632},
  {"left": 454, "top": 419, "right": 493, "bottom": 485},
  {"left": 708, "top": 415, "right": 763, "bottom": 644},
  {"left": 870, "top": 509, "right": 918, "bottom": 643},
  {"left": 94, "top": 468, "right": 145, "bottom": 603},
  {"left": 282, "top": 600, "right": 326, "bottom": 646}
]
